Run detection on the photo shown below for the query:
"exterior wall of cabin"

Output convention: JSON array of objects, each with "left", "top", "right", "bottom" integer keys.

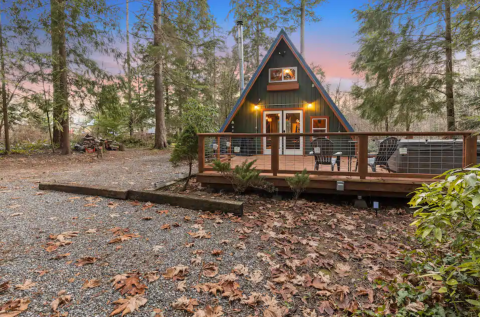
[{"left": 224, "top": 39, "right": 348, "bottom": 135}]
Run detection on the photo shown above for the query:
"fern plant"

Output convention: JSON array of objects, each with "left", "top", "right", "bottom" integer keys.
[
  {"left": 286, "top": 169, "right": 310, "bottom": 204},
  {"left": 212, "top": 159, "right": 275, "bottom": 194}
]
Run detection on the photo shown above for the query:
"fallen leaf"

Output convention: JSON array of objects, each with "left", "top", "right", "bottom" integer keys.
[
  {"left": 111, "top": 273, "right": 147, "bottom": 296},
  {"left": 75, "top": 257, "right": 97, "bottom": 267},
  {"left": 0, "top": 281, "right": 10, "bottom": 293},
  {"left": 110, "top": 295, "right": 147, "bottom": 316},
  {"left": 144, "top": 272, "right": 160, "bottom": 283},
  {"left": 0, "top": 298, "right": 30, "bottom": 316},
  {"left": 177, "top": 280, "right": 187, "bottom": 292},
  {"left": 171, "top": 296, "right": 199, "bottom": 313},
  {"left": 163, "top": 265, "right": 189, "bottom": 280},
  {"left": 82, "top": 279, "right": 101, "bottom": 289},
  {"left": 202, "top": 262, "right": 218, "bottom": 278},
  {"left": 51, "top": 290, "right": 72, "bottom": 311},
  {"left": 15, "top": 280, "right": 36, "bottom": 291},
  {"left": 249, "top": 270, "right": 263, "bottom": 284}
]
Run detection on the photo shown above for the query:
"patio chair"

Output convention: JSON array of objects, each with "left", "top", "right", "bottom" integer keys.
[
  {"left": 311, "top": 137, "right": 342, "bottom": 171},
  {"left": 355, "top": 137, "right": 399, "bottom": 172}
]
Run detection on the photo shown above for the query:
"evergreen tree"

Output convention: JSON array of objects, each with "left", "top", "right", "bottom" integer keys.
[
  {"left": 352, "top": 0, "right": 480, "bottom": 131},
  {"left": 170, "top": 124, "right": 198, "bottom": 190}
]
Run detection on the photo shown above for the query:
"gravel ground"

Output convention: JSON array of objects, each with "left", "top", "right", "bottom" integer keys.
[
  {"left": 0, "top": 151, "right": 415, "bottom": 316},
  {"left": 0, "top": 149, "right": 195, "bottom": 190},
  {"left": 0, "top": 179, "right": 269, "bottom": 316}
]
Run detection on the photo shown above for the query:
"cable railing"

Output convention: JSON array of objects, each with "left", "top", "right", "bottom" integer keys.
[{"left": 198, "top": 132, "right": 478, "bottom": 179}]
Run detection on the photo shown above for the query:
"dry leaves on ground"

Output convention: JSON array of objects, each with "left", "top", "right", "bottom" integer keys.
[
  {"left": 163, "top": 265, "right": 189, "bottom": 280},
  {"left": 82, "top": 279, "right": 101, "bottom": 289},
  {"left": 0, "top": 298, "right": 30, "bottom": 316},
  {"left": 110, "top": 295, "right": 147, "bottom": 316},
  {"left": 171, "top": 296, "right": 199, "bottom": 313},
  {"left": 202, "top": 262, "right": 218, "bottom": 278},
  {"left": 15, "top": 280, "right": 36, "bottom": 291},
  {"left": 51, "top": 290, "right": 72, "bottom": 312},
  {"left": 111, "top": 273, "right": 147, "bottom": 296},
  {"left": 75, "top": 256, "right": 97, "bottom": 267}
]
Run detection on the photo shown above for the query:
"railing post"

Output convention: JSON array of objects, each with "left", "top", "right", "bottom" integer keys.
[
  {"left": 198, "top": 135, "right": 205, "bottom": 173},
  {"left": 357, "top": 135, "right": 368, "bottom": 179},
  {"left": 271, "top": 135, "right": 279, "bottom": 176},
  {"left": 216, "top": 136, "right": 221, "bottom": 160},
  {"left": 463, "top": 134, "right": 478, "bottom": 168}
]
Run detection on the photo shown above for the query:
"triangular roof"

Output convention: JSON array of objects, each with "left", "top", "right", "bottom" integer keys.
[{"left": 219, "top": 29, "right": 354, "bottom": 132}]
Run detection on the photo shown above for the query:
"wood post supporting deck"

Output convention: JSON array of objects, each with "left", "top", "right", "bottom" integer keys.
[
  {"left": 464, "top": 134, "right": 478, "bottom": 167},
  {"left": 198, "top": 135, "right": 205, "bottom": 173},
  {"left": 357, "top": 135, "right": 368, "bottom": 179},
  {"left": 271, "top": 135, "right": 279, "bottom": 176}
]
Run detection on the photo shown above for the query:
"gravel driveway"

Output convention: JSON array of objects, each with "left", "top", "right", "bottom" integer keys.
[
  {"left": 0, "top": 149, "right": 195, "bottom": 190},
  {"left": 0, "top": 179, "right": 268, "bottom": 316},
  {"left": 0, "top": 151, "right": 415, "bottom": 316}
]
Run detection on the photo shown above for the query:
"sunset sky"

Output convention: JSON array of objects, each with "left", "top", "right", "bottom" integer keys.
[
  {"left": 121, "top": 0, "right": 366, "bottom": 91},
  {"left": 207, "top": 0, "right": 365, "bottom": 90}
]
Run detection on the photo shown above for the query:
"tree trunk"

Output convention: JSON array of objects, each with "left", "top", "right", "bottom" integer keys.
[
  {"left": 0, "top": 12, "right": 9, "bottom": 154},
  {"left": 51, "top": 0, "right": 70, "bottom": 154},
  {"left": 127, "top": 0, "right": 134, "bottom": 137},
  {"left": 153, "top": 0, "right": 167, "bottom": 149},
  {"left": 300, "top": 0, "right": 305, "bottom": 56},
  {"left": 444, "top": 0, "right": 456, "bottom": 131},
  {"left": 182, "top": 161, "right": 192, "bottom": 191},
  {"left": 385, "top": 116, "right": 389, "bottom": 132},
  {"left": 255, "top": 0, "right": 260, "bottom": 67}
]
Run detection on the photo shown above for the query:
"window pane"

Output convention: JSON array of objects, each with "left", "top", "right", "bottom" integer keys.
[
  {"left": 312, "top": 119, "right": 327, "bottom": 129},
  {"left": 283, "top": 68, "right": 296, "bottom": 81},
  {"left": 285, "top": 113, "right": 301, "bottom": 150},
  {"left": 270, "top": 69, "right": 282, "bottom": 82}
]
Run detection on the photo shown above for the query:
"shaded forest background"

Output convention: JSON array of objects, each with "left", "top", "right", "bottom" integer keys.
[{"left": 0, "top": 0, "right": 479, "bottom": 154}]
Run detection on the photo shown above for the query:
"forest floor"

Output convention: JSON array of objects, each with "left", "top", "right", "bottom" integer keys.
[{"left": 0, "top": 151, "right": 416, "bottom": 316}]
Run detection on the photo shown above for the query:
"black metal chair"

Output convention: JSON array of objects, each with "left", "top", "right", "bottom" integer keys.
[
  {"left": 355, "top": 137, "right": 399, "bottom": 172},
  {"left": 311, "top": 137, "right": 342, "bottom": 171}
]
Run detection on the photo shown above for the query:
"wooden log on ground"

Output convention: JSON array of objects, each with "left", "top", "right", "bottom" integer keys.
[
  {"left": 127, "top": 190, "right": 243, "bottom": 216},
  {"left": 39, "top": 183, "right": 128, "bottom": 199}
]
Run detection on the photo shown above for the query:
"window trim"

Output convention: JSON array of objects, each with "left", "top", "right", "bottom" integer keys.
[{"left": 269, "top": 67, "right": 298, "bottom": 83}]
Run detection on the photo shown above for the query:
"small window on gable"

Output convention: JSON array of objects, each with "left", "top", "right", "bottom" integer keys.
[
  {"left": 312, "top": 117, "right": 328, "bottom": 133},
  {"left": 269, "top": 67, "right": 297, "bottom": 83}
]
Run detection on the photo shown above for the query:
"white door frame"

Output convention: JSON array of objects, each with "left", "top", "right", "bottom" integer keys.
[
  {"left": 283, "top": 110, "right": 303, "bottom": 155},
  {"left": 263, "top": 110, "right": 282, "bottom": 155}
]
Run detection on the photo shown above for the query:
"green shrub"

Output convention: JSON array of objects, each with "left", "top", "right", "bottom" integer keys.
[
  {"left": 212, "top": 159, "right": 275, "bottom": 194},
  {"left": 170, "top": 125, "right": 198, "bottom": 190},
  {"left": 286, "top": 169, "right": 310, "bottom": 204},
  {"left": 361, "top": 166, "right": 480, "bottom": 316}
]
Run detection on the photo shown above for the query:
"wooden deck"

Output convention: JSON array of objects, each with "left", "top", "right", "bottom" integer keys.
[{"left": 197, "top": 132, "right": 478, "bottom": 197}]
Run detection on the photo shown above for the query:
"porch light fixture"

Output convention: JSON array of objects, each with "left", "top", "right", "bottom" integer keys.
[
  {"left": 307, "top": 103, "right": 313, "bottom": 109},
  {"left": 254, "top": 105, "right": 260, "bottom": 110}
]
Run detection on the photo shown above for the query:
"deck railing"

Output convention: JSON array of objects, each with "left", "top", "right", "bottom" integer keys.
[{"left": 198, "top": 132, "right": 478, "bottom": 179}]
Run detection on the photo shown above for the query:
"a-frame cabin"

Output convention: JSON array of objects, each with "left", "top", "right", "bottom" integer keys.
[{"left": 219, "top": 29, "right": 353, "bottom": 155}]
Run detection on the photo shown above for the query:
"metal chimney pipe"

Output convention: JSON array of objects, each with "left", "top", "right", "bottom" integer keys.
[{"left": 237, "top": 19, "right": 244, "bottom": 92}]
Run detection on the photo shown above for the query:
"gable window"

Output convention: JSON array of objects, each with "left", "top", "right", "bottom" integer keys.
[
  {"left": 269, "top": 67, "right": 297, "bottom": 83},
  {"left": 311, "top": 117, "right": 328, "bottom": 133}
]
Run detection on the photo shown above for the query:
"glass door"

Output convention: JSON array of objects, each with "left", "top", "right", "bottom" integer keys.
[
  {"left": 283, "top": 110, "right": 303, "bottom": 155},
  {"left": 263, "top": 111, "right": 282, "bottom": 155}
]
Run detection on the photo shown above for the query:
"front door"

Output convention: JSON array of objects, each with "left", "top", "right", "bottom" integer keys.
[
  {"left": 283, "top": 110, "right": 303, "bottom": 155},
  {"left": 263, "top": 111, "right": 282, "bottom": 155},
  {"left": 263, "top": 110, "right": 303, "bottom": 155}
]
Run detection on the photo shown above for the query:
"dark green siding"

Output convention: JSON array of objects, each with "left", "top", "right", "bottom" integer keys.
[{"left": 226, "top": 38, "right": 347, "bottom": 134}]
